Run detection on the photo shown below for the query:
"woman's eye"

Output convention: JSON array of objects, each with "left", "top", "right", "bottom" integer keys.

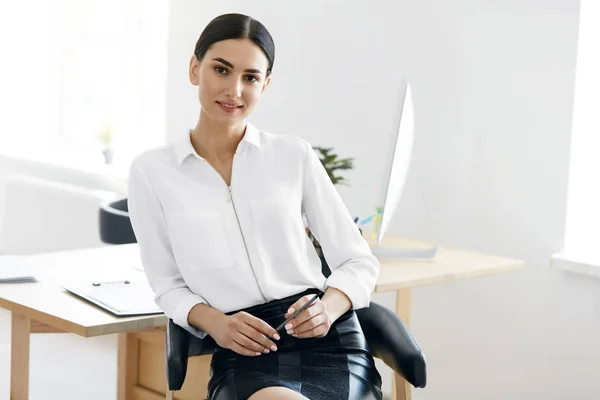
[
  {"left": 245, "top": 75, "right": 259, "bottom": 83},
  {"left": 215, "top": 66, "right": 228, "bottom": 75}
]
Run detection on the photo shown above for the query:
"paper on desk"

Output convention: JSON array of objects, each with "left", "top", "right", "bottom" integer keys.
[{"left": 0, "top": 255, "right": 37, "bottom": 283}]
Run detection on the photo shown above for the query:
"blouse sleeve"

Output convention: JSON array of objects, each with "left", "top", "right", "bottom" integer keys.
[
  {"left": 300, "top": 140, "right": 380, "bottom": 309},
  {"left": 128, "top": 159, "right": 208, "bottom": 338}
]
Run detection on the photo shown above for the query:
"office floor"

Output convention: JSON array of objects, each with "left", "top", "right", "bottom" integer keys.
[{"left": 0, "top": 308, "right": 118, "bottom": 400}]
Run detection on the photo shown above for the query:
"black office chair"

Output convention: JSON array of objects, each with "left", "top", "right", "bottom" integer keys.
[
  {"left": 166, "top": 302, "right": 427, "bottom": 399},
  {"left": 99, "top": 196, "right": 137, "bottom": 245},
  {"left": 166, "top": 253, "right": 428, "bottom": 398},
  {"left": 97, "top": 197, "right": 427, "bottom": 398}
]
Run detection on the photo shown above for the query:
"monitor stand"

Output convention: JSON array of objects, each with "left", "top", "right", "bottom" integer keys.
[{"left": 370, "top": 244, "right": 439, "bottom": 260}]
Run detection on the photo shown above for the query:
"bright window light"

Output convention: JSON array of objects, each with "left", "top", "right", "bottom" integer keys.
[{"left": 0, "top": 0, "right": 168, "bottom": 174}]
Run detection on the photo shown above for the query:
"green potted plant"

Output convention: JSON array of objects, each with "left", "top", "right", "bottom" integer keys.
[
  {"left": 312, "top": 146, "right": 355, "bottom": 186},
  {"left": 306, "top": 146, "right": 356, "bottom": 275}
]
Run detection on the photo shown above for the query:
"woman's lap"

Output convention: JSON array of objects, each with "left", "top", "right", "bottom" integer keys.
[{"left": 207, "top": 289, "right": 383, "bottom": 400}]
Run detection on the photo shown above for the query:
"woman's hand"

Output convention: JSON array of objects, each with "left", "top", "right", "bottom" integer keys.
[
  {"left": 211, "top": 312, "right": 280, "bottom": 356},
  {"left": 284, "top": 288, "right": 352, "bottom": 339},
  {"left": 283, "top": 295, "right": 333, "bottom": 338}
]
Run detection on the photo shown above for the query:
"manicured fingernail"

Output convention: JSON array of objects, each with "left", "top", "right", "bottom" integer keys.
[
  {"left": 263, "top": 348, "right": 270, "bottom": 353},
  {"left": 273, "top": 333, "right": 281, "bottom": 340},
  {"left": 285, "top": 323, "right": 292, "bottom": 330},
  {"left": 271, "top": 345, "right": 278, "bottom": 351},
  {"left": 255, "top": 352, "right": 261, "bottom": 356},
  {"left": 288, "top": 308, "right": 294, "bottom": 314},
  {"left": 287, "top": 329, "right": 294, "bottom": 335}
]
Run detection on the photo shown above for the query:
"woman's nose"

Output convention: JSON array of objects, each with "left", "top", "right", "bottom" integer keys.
[{"left": 225, "top": 78, "right": 243, "bottom": 99}]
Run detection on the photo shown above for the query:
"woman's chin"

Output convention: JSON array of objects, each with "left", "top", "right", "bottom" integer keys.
[
  {"left": 202, "top": 107, "right": 247, "bottom": 125},
  {"left": 217, "top": 114, "right": 245, "bottom": 125}
]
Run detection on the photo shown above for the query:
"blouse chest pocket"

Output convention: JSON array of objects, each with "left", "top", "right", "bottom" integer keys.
[
  {"left": 251, "top": 195, "right": 307, "bottom": 262},
  {"left": 167, "top": 204, "right": 235, "bottom": 272}
]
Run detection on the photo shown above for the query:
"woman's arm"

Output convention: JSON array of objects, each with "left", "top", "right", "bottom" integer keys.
[
  {"left": 128, "top": 159, "right": 209, "bottom": 338},
  {"left": 300, "top": 139, "right": 380, "bottom": 310},
  {"left": 321, "top": 287, "right": 352, "bottom": 321},
  {"left": 282, "top": 140, "right": 379, "bottom": 339}
]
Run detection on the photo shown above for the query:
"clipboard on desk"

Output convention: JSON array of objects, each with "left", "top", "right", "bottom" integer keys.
[{"left": 61, "top": 279, "right": 163, "bottom": 317}]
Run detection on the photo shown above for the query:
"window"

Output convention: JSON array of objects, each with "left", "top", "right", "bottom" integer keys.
[
  {"left": 561, "top": 0, "right": 600, "bottom": 261},
  {"left": 0, "top": 1, "right": 61, "bottom": 149},
  {"left": 0, "top": 0, "right": 168, "bottom": 175}
]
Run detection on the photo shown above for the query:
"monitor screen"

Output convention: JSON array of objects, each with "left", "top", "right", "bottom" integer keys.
[{"left": 376, "top": 77, "right": 415, "bottom": 245}]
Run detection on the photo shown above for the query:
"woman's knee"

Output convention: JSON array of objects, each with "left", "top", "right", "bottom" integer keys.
[{"left": 248, "top": 386, "right": 309, "bottom": 400}]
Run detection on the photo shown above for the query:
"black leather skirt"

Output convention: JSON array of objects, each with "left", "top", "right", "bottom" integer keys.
[{"left": 207, "top": 288, "right": 383, "bottom": 400}]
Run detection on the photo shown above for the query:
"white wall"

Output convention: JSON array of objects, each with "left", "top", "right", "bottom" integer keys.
[{"left": 167, "top": 1, "right": 600, "bottom": 399}]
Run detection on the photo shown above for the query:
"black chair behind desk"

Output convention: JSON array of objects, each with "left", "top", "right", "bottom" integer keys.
[
  {"left": 99, "top": 197, "right": 137, "bottom": 245},
  {"left": 97, "top": 197, "right": 427, "bottom": 399}
]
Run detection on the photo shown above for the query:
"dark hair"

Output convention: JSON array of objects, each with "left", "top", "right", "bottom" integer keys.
[{"left": 194, "top": 13, "right": 275, "bottom": 76}]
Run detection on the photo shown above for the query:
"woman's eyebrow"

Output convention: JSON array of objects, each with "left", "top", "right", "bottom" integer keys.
[{"left": 212, "top": 57, "right": 263, "bottom": 74}]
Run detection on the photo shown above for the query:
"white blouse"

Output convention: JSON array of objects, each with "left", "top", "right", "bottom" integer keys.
[{"left": 127, "top": 122, "right": 379, "bottom": 338}]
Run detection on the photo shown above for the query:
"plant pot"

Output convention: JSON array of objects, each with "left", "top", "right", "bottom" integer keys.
[{"left": 102, "top": 148, "right": 114, "bottom": 165}]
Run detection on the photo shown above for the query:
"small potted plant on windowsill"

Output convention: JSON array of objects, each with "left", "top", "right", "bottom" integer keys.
[
  {"left": 97, "top": 126, "right": 114, "bottom": 165},
  {"left": 305, "top": 146, "right": 357, "bottom": 277}
]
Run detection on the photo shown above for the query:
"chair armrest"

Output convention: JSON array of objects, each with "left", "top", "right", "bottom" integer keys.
[
  {"left": 355, "top": 302, "right": 427, "bottom": 388},
  {"left": 166, "top": 319, "right": 218, "bottom": 391}
]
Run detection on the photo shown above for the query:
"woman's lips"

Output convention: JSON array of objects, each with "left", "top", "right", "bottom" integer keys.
[{"left": 216, "top": 101, "right": 243, "bottom": 113}]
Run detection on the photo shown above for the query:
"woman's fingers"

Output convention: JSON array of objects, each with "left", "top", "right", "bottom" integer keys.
[
  {"left": 242, "top": 312, "right": 281, "bottom": 343},
  {"left": 235, "top": 328, "right": 268, "bottom": 353},
  {"left": 230, "top": 340, "right": 263, "bottom": 357},
  {"left": 285, "top": 295, "right": 318, "bottom": 319},
  {"left": 291, "top": 314, "right": 331, "bottom": 338},
  {"left": 284, "top": 299, "right": 325, "bottom": 331},
  {"left": 293, "top": 327, "right": 328, "bottom": 339},
  {"left": 239, "top": 322, "right": 278, "bottom": 353},
  {"left": 220, "top": 312, "right": 280, "bottom": 356}
]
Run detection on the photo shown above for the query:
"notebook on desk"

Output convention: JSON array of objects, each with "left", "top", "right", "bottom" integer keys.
[
  {"left": 61, "top": 279, "right": 163, "bottom": 317},
  {"left": 0, "top": 255, "right": 37, "bottom": 283}
]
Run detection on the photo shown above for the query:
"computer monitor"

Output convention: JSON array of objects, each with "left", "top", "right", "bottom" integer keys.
[{"left": 369, "top": 77, "right": 438, "bottom": 259}]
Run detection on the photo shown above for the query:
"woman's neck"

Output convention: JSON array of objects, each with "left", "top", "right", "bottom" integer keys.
[{"left": 190, "top": 113, "right": 246, "bottom": 161}]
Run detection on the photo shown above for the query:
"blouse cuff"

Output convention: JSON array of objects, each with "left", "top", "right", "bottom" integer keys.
[{"left": 173, "top": 293, "right": 209, "bottom": 339}]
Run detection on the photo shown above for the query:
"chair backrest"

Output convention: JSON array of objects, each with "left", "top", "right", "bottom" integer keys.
[{"left": 98, "top": 197, "right": 137, "bottom": 245}]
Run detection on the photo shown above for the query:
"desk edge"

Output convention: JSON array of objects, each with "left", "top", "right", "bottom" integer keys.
[{"left": 374, "top": 261, "right": 525, "bottom": 293}]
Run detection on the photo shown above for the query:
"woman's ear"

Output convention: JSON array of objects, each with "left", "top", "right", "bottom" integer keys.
[
  {"left": 189, "top": 55, "right": 200, "bottom": 86},
  {"left": 261, "top": 75, "right": 272, "bottom": 93}
]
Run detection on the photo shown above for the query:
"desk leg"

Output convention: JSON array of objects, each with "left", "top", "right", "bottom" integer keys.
[
  {"left": 10, "top": 312, "right": 31, "bottom": 400},
  {"left": 117, "top": 332, "right": 139, "bottom": 400},
  {"left": 392, "top": 288, "right": 412, "bottom": 400}
]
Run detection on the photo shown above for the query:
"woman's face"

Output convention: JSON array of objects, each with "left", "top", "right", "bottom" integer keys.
[{"left": 189, "top": 38, "right": 271, "bottom": 125}]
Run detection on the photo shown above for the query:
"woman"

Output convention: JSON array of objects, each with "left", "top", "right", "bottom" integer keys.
[{"left": 128, "top": 13, "right": 382, "bottom": 400}]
